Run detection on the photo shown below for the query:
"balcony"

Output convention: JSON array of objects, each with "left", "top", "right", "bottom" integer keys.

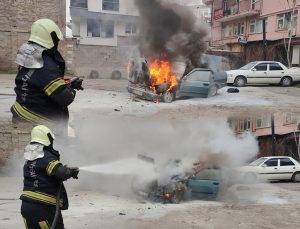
[{"left": 214, "top": 0, "right": 261, "bottom": 23}]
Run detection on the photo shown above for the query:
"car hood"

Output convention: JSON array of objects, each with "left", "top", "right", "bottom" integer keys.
[
  {"left": 226, "top": 69, "right": 245, "bottom": 74},
  {"left": 237, "top": 165, "right": 258, "bottom": 173}
]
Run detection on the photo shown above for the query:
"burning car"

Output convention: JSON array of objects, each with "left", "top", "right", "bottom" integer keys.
[
  {"left": 127, "top": 58, "right": 227, "bottom": 103},
  {"left": 132, "top": 156, "right": 222, "bottom": 204}
]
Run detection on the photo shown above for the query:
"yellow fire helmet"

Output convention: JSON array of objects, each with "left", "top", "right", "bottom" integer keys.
[
  {"left": 29, "top": 19, "right": 63, "bottom": 49},
  {"left": 31, "top": 125, "right": 55, "bottom": 146}
]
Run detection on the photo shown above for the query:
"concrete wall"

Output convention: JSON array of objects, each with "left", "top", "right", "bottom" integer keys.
[
  {"left": 0, "top": 0, "right": 66, "bottom": 71},
  {"left": 69, "top": 43, "right": 136, "bottom": 78}
]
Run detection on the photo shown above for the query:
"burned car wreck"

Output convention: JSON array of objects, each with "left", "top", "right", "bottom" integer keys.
[
  {"left": 132, "top": 155, "right": 221, "bottom": 204},
  {"left": 127, "top": 58, "right": 227, "bottom": 103}
]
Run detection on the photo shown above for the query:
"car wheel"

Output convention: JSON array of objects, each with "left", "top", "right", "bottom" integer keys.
[
  {"left": 162, "top": 91, "right": 175, "bottom": 103},
  {"left": 234, "top": 76, "right": 246, "bottom": 87},
  {"left": 208, "top": 85, "right": 218, "bottom": 97},
  {"left": 280, "top": 76, "right": 292, "bottom": 87},
  {"left": 292, "top": 172, "right": 300, "bottom": 182}
]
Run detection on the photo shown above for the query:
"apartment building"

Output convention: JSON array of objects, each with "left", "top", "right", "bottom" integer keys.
[
  {"left": 208, "top": 0, "right": 300, "bottom": 66},
  {"left": 181, "top": 0, "right": 212, "bottom": 23},
  {"left": 69, "top": 0, "right": 139, "bottom": 77},
  {"left": 70, "top": 0, "right": 139, "bottom": 46},
  {"left": 229, "top": 113, "right": 300, "bottom": 159}
]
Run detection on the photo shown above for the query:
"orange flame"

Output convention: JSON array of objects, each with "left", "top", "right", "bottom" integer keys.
[{"left": 149, "top": 59, "right": 178, "bottom": 93}]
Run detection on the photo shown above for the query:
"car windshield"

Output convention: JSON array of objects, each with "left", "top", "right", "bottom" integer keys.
[
  {"left": 240, "top": 62, "right": 257, "bottom": 70},
  {"left": 193, "top": 168, "right": 220, "bottom": 180},
  {"left": 248, "top": 157, "right": 266, "bottom": 166}
]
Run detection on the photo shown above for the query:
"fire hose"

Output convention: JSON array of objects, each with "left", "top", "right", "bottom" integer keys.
[{"left": 51, "top": 183, "right": 62, "bottom": 229}]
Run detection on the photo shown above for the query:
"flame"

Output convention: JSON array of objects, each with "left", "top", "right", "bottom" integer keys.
[{"left": 149, "top": 59, "right": 178, "bottom": 93}]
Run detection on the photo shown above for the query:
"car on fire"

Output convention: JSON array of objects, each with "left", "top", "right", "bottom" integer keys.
[
  {"left": 127, "top": 58, "right": 227, "bottom": 103},
  {"left": 226, "top": 61, "right": 300, "bottom": 87},
  {"left": 239, "top": 156, "right": 300, "bottom": 182},
  {"left": 132, "top": 156, "right": 222, "bottom": 203}
]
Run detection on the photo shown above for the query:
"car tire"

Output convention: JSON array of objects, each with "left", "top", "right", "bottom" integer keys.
[
  {"left": 234, "top": 76, "right": 246, "bottom": 87},
  {"left": 280, "top": 76, "right": 292, "bottom": 87},
  {"left": 162, "top": 91, "right": 175, "bottom": 103},
  {"left": 292, "top": 172, "right": 300, "bottom": 182},
  {"left": 208, "top": 85, "right": 218, "bottom": 97}
]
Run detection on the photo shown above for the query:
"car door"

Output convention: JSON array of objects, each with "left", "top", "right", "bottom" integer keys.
[
  {"left": 247, "top": 63, "right": 268, "bottom": 84},
  {"left": 277, "top": 158, "right": 296, "bottom": 180},
  {"left": 268, "top": 63, "right": 285, "bottom": 84},
  {"left": 259, "top": 158, "right": 280, "bottom": 180},
  {"left": 179, "top": 70, "right": 211, "bottom": 98}
]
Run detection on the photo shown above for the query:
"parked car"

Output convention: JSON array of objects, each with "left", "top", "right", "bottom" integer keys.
[
  {"left": 239, "top": 156, "right": 300, "bottom": 182},
  {"left": 176, "top": 68, "right": 227, "bottom": 99},
  {"left": 226, "top": 61, "right": 300, "bottom": 87}
]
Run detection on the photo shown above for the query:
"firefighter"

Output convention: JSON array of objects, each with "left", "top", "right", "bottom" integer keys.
[
  {"left": 11, "top": 19, "right": 83, "bottom": 134},
  {"left": 21, "top": 125, "right": 79, "bottom": 229}
]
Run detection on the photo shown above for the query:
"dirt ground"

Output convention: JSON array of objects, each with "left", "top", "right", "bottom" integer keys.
[{"left": 1, "top": 74, "right": 300, "bottom": 229}]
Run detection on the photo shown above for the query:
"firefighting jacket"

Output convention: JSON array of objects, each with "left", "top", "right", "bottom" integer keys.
[
  {"left": 11, "top": 47, "right": 75, "bottom": 124},
  {"left": 20, "top": 144, "right": 69, "bottom": 210}
]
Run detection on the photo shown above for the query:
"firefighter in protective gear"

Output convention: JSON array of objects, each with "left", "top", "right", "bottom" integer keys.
[
  {"left": 11, "top": 19, "right": 83, "bottom": 134},
  {"left": 21, "top": 125, "right": 79, "bottom": 229}
]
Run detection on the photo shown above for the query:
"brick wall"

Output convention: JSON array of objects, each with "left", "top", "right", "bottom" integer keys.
[
  {"left": 0, "top": 0, "right": 66, "bottom": 71},
  {"left": 0, "top": 118, "right": 31, "bottom": 166}
]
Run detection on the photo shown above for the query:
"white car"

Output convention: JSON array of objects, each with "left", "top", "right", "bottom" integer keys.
[
  {"left": 226, "top": 61, "right": 300, "bottom": 87},
  {"left": 239, "top": 156, "right": 300, "bottom": 182}
]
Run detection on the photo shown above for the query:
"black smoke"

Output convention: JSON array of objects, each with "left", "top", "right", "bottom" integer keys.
[{"left": 135, "top": 0, "right": 208, "bottom": 69}]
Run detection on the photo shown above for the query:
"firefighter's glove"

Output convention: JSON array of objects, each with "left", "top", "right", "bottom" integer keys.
[
  {"left": 70, "top": 77, "right": 84, "bottom": 90},
  {"left": 66, "top": 166, "right": 79, "bottom": 179}
]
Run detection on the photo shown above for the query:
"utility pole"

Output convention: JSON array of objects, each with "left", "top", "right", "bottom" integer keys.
[
  {"left": 271, "top": 114, "right": 276, "bottom": 156},
  {"left": 262, "top": 18, "right": 267, "bottom": 61}
]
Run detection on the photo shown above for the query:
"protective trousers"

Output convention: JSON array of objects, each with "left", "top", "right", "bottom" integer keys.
[{"left": 21, "top": 201, "right": 64, "bottom": 229}]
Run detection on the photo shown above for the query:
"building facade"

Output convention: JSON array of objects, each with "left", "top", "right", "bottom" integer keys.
[
  {"left": 180, "top": 0, "right": 212, "bottom": 24},
  {"left": 0, "top": 0, "right": 66, "bottom": 71},
  {"left": 229, "top": 113, "right": 300, "bottom": 160},
  {"left": 209, "top": 0, "right": 300, "bottom": 66},
  {"left": 68, "top": 0, "right": 140, "bottom": 78}
]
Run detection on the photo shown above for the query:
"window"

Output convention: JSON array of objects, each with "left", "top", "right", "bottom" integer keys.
[
  {"left": 101, "top": 21, "right": 114, "bottom": 38},
  {"left": 223, "top": 25, "right": 230, "bottom": 37},
  {"left": 277, "top": 11, "right": 298, "bottom": 30},
  {"left": 269, "top": 63, "right": 283, "bottom": 71},
  {"left": 233, "top": 22, "right": 244, "bottom": 35},
  {"left": 71, "top": 0, "right": 87, "bottom": 8},
  {"left": 256, "top": 116, "right": 271, "bottom": 128},
  {"left": 249, "top": 19, "right": 263, "bottom": 34},
  {"left": 251, "top": 0, "right": 256, "bottom": 10},
  {"left": 125, "top": 23, "right": 137, "bottom": 34},
  {"left": 87, "top": 20, "right": 114, "bottom": 38},
  {"left": 87, "top": 19, "right": 100, "bottom": 37},
  {"left": 249, "top": 19, "right": 256, "bottom": 33},
  {"left": 285, "top": 113, "right": 298, "bottom": 124},
  {"left": 103, "top": 0, "right": 119, "bottom": 11},
  {"left": 280, "top": 158, "right": 295, "bottom": 166},
  {"left": 264, "top": 159, "right": 278, "bottom": 167},
  {"left": 239, "top": 118, "right": 251, "bottom": 132},
  {"left": 255, "top": 63, "right": 267, "bottom": 71},
  {"left": 187, "top": 71, "right": 212, "bottom": 81}
]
